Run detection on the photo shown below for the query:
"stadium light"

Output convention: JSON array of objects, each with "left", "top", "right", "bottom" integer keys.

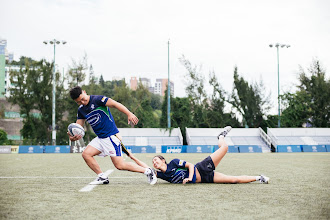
[
  {"left": 167, "top": 39, "right": 171, "bottom": 129},
  {"left": 43, "top": 39, "right": 67, "bottom": 145},
  {"left": 269, "top": 43, "right": 290, "bottom": 128}
]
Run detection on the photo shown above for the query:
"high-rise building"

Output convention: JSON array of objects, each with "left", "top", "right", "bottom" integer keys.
[
  {"left": 0, "top": 39, "right": 6, "bottom": 98},
  {"left": 129, "top": 76, "right": 174, "bottom": 96},
  {"left": 155, "top": 78, "right": 174, "bottom": 96},
  {"left": 130, "top": 77, "right": 138, "bottom": 91},
  {"left": 140, "top": 77, "right": 150, "bottom": 88},
  {"left": 0, "top": 38, "right": 14, "bottom": 98}
]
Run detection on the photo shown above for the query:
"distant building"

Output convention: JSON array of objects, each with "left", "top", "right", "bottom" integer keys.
[
  {"left": 0, "top": 38, "right": 14, "bottom": 98},
  {"left": 140, "top": 77, "right": 150, "bottom": 88},
  {"left": 130, "top": 77, "right": 138, "bottom": 91},
  {"left": 129, "top": 76, "right": 174, "bottom": 96},
  {"left": 155, "top": 78, "right": 174, "bottom": 96},
  {"left": 4, "top": 65, "right": 21, "bottom": 97},
  {"left": 112, "top": 76, "right": 125, "bottom": 81}
]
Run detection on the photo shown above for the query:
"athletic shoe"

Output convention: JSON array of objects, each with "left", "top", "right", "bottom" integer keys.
[
  {"left": 217, "top": 126, "right": 232, "bottom": 139},
  {"left": 90, "top": 176, "right": 109, "bottom": 185},
  {"left": 146, "top": 168, "right": 157, "bottom": 185},
  {"left": 259, "top": 175, "right": 270, "bottom": 184}
]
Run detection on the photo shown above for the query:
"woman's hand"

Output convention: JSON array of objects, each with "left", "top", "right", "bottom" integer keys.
[{"left": 183, "top": 178, "right": 192, "bottom": 184}]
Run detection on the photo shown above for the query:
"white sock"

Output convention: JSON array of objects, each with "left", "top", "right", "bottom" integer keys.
[
  {"left": 256, "top": 176, "right": 261, "bottom": 181},
  {"left": 144, "top": 168, "right": 151, "bottom": 175},
  {"left": 98, "top": 173, "right": 105, "bottom": 178}
]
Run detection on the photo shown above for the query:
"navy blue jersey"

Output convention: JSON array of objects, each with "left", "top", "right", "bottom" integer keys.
[
  {"left": 77, "top": 95, "right": 119, "bottom": 138},
  {"left": 156, "top": 159, "right": 197, "bottom": 184}
]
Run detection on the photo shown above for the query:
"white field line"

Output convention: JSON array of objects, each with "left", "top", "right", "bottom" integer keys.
[
  {"left": 0, "top": 177, "right": 139, "bottom": 179},
  {"left": 79, "top": 169, "right": 114, "bottom": 192}
]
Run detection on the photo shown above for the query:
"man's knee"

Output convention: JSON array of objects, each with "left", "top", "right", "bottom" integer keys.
[{"left": 82, "top": 151, "right": 92, "bottom": 160}]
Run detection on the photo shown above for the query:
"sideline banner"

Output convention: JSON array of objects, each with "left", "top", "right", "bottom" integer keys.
[
  {"left": 0, "top": 146, "right": 11, "bottom": 154},
  {"left": 162, "top": 145, "right": 187, "bottom": 153},
  {"left": 227, "top": 146, "right": 239, "bottom": 153},
  {"left": 126, "top": 146, "right": 156, "bottom": 153},
  {"left": 277, "top": 145, "right": 302, "bottom": 153},
  {"left": 187, "top": 145, "right": 214, "bottom": 153},
  {"left": 70, "top": 145, "right": 86, "bottom": 153},
  {"left": 45, "top": 145, "right": 70, "bottom": 153},
  {"left": 18, "top": 145, "right": 44, "bottom": 153},
  {"left": 302, "top": 145, "right": 327, "bottom": 152},
  {"left": 11, "top": 146, "right": 19, "bottom": 154},
  {"left": 238, "top": 145, "right": 262, "bottom": 153}
]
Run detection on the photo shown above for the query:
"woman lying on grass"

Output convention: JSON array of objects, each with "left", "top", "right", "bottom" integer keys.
[{"left": 129, "top": 126, "right": 269, "bottom": 184}]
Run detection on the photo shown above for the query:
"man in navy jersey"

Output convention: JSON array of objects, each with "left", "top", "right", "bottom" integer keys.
[{"left": 68, "top": 86, "right": 157, "bottom": 185}]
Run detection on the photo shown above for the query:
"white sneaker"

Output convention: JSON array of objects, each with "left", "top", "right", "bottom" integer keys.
[
  {"left": 146, "top": 168, "right": 157, "bottom": 185},
  {"left": 217, "top": 126, "right": 232, "bottom": 139},
  {"left": 90, "top": 176, "right": 109, "bottom": 185},
  {"left": 259, "top": 175, "right": 269, "bottom": 184}
]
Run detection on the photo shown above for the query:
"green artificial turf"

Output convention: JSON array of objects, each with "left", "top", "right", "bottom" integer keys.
[{"left": 0, "top": 153, "right": 329, "bottom": 219}]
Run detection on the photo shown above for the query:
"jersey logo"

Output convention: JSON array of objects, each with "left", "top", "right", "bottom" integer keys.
[
  {"left": 91, "top": 104, "right": 95, "bottom": 110},
  {"left": 179, "top": 160, "right": 184, "bottom": 166},
  {"left": 101, "top": 96, "right": 107, "bottom": 102},
  {"left": 87, "top": 113, "right": 101, "bottom": 126}
]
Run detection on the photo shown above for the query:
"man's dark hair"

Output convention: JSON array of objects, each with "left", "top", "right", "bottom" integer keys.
[{"left": 70, "top": 86, "right": 82, "bottom": 100}]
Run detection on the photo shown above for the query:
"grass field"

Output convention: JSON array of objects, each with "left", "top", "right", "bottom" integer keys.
[{"left": 0, "top": 153, "right": 329, "bottom": 219}]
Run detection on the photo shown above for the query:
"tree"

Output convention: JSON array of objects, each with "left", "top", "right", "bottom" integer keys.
[
  {"left": 207, "top": 71, "right": 240, "bottom": 128},
  {"left": 281, "top": 59, "right": 330, "bottom": 127},
  {"left": 298, "top": 59, "right": 329, "bottom": 127},
  {"left": 67, "top": 55, "right": 87, "bottom": 88},
  {"left": 0, "top": 129, "right": 9, "bottom": 144},
  {"left": 150, "top": 93, "right": 162, "bottom": 110},
  {"left": 8, "top": 58, "right": 66, "bottom": 144},
  {"left": 280, "top": 92, "right": 312, "bottom": 127},
  {"left": 99, "top": 75, "right": 105, "bottom": 87},
  {"left": 179, "top": 55, "right": 209, "bottom": 128},
  {"left": 229, "top": 66, "right": 271, "bottom": 128}
]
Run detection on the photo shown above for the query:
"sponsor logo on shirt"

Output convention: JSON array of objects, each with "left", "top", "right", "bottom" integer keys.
[
  {"left": 91, "top": 104, "right": 95, "bottom": 110},
  {"left": 179, "top": 160, "right": 184, "bottom": 166},
  {"left": 87, "top": 113, "right": 101, "bottom": 126},
  {"left": 101, "top": 96, "right": 107, "bottom": 102}
]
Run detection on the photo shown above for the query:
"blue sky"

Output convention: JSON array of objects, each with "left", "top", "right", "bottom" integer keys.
[{"left": 1, "top": 0, "right": 329, "bottom": 114}]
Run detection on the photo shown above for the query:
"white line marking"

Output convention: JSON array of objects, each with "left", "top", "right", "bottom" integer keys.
[
  {"left": 0, "top": 177, "right": 94, "bottom": 179},
  {"left": 79, "top": 169, "right": 114, "bottom": 192},
  {"left": 0, "top": 176, "right": 139, "bottom": 179}
]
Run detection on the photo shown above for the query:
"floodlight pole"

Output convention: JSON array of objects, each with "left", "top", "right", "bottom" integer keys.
[
  {"left": 269, "top": 43, "right": 290, "bottom": 128},
  {"left": 44, "top": 39, "right": 66, "bottom": 145},
  {"left": 52, "top": 39, "right": 56, "bottom": 145},
  {"left": 276, "top": 46, "right": 280, "bottom": 128},
  {"left": 167, "top": 39, "right": 171, "bottom": 129}
]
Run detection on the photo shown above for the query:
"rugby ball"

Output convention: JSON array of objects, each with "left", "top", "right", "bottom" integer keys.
[{"left": 68, "top": 123, "right": 85, "bottom": 137}]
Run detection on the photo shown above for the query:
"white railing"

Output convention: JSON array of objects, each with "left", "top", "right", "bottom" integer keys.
[
  {"left": 259, "top": 127, "right": 272, "bottom": 148},
  {"left": 266, "top": 127, "right": 278, "bottom": 147}
]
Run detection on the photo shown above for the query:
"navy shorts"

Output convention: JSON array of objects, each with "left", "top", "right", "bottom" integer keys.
[{"left": 195, "top": 156, "right": 215, "bottom": 183}]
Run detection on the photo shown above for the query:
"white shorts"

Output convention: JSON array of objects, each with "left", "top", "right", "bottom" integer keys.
[{"left": 89, "top": 135, "right": 122, "bottom": 157}]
